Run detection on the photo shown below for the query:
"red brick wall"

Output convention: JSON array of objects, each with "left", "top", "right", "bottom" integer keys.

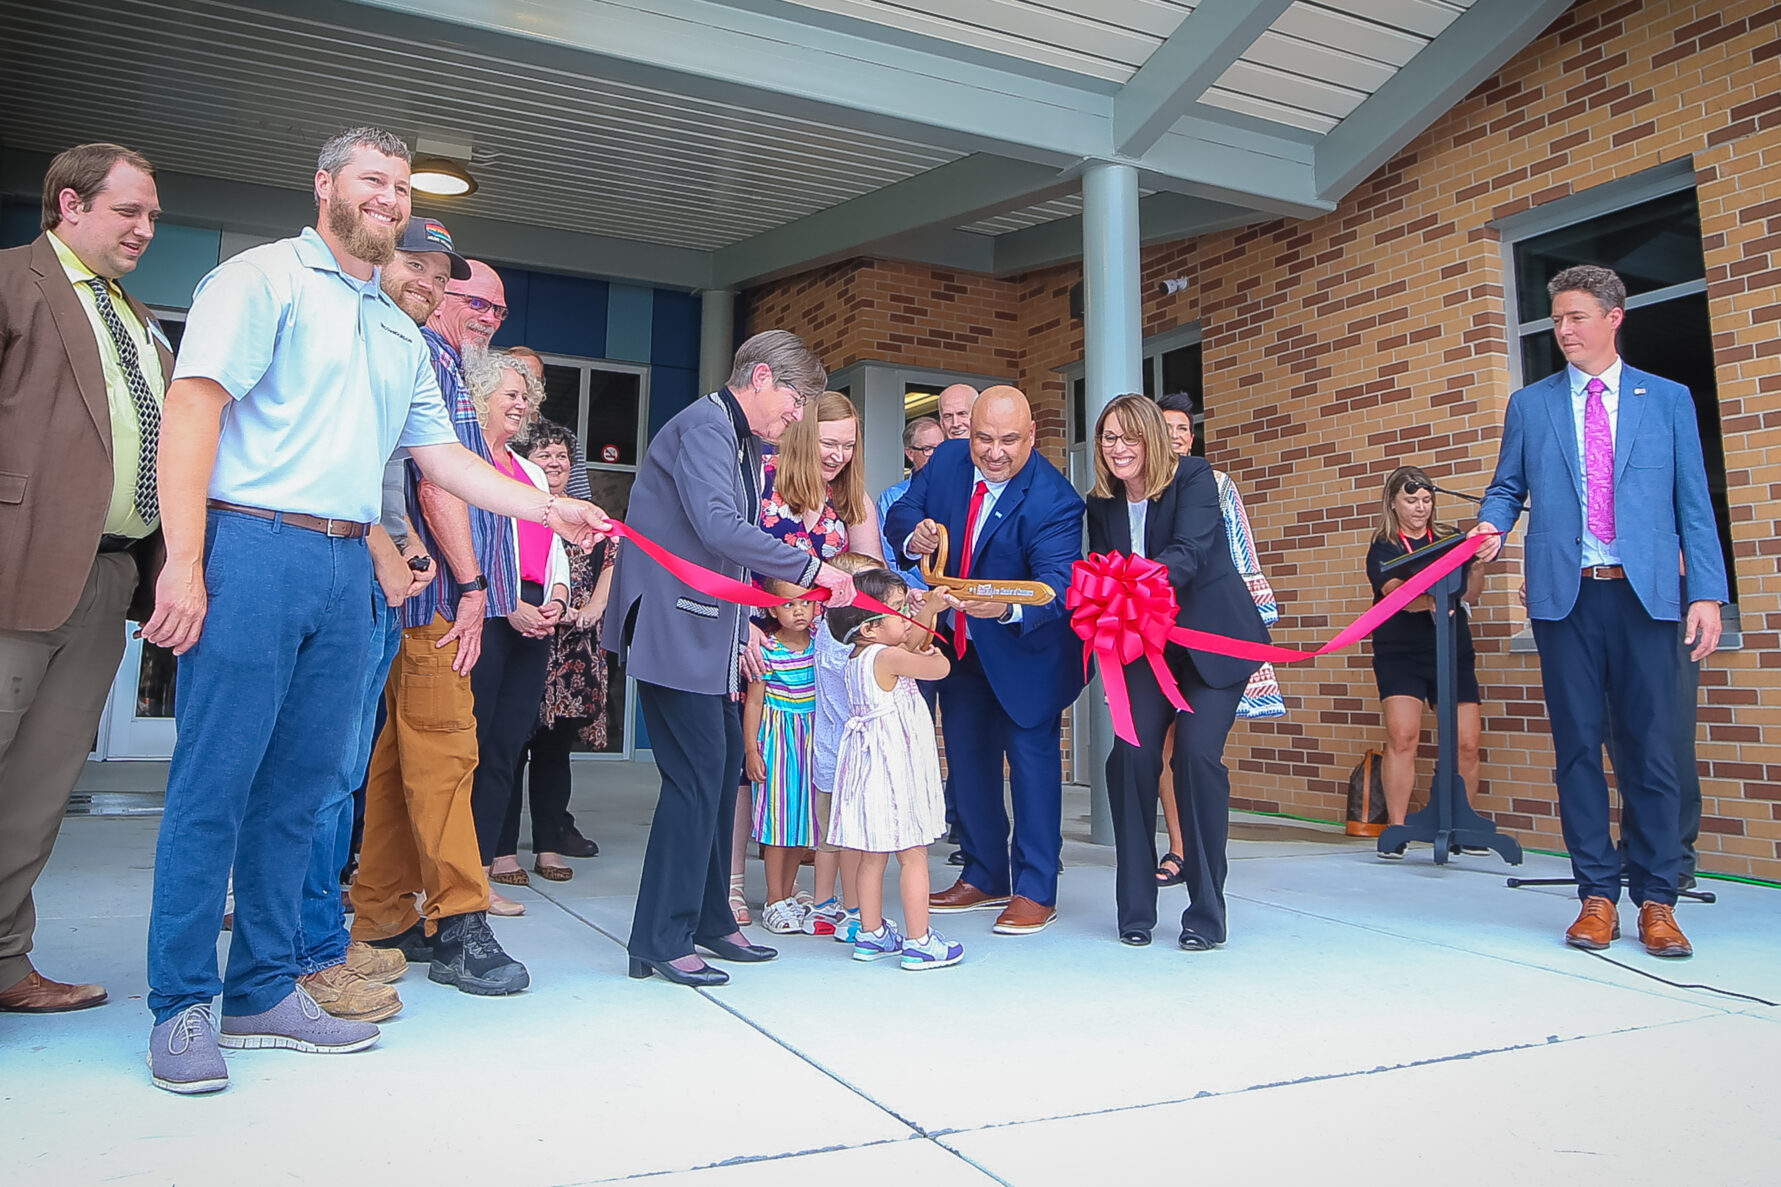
[{"left": 743, "top": 0, "right": 1781, "bottom": 881}]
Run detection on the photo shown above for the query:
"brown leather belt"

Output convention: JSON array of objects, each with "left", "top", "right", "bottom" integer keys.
[
  {"left": 207, "top": 499, "right": 370, "bottom": 539},
  {"left": 1581, "top": 565, "right": 1625, "bottom": 580}
]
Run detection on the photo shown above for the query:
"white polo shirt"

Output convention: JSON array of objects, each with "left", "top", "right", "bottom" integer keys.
[{"left": 173, "top": 227, "right": 457, "bottom": 522}]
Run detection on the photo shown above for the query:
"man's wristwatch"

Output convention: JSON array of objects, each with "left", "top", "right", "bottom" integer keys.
[{"left": 460, "top": 574, "right": 489, "bottom": 593}]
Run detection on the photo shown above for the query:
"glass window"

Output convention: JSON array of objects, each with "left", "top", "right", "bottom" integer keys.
[
  {"left": 538, "top": 364, "right": 583, "bottom": 434},
  {"left": 1512, "top": 190, "right": 1705, "bottom": 324},
  {"left": 586, "top": 370, "right": 642, "bottom": 467}
]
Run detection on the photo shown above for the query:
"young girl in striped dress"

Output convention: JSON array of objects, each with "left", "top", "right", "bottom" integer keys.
[{"left": 744, "top": 579, "right": 819, "bottom": 935}]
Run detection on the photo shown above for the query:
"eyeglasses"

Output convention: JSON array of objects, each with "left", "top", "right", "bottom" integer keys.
[
  {"left": 445, "top": 291, "right": 509, "bottom": 321},
  {"left": 775, "top": 383, "right": 814, "bottom": 410},
  {"left": 1098, "top": 431, "right": 1143, "bottom": 449},
  {"left": 907, "top": 444, "right": 938, "bottom": 456}
]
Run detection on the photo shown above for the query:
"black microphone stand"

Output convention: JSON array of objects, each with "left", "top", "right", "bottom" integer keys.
[{"left": 1376, "top": 533, "right": 1522, "bottom": 867}]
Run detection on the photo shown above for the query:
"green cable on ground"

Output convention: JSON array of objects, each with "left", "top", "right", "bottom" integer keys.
[{"left": 1239, "top": 810, "right": 1781, "bottom": 891}]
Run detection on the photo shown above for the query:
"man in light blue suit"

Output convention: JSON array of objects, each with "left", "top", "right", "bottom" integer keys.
[{"left": 1472, "top": 264, "right": 1725, "bottom": 958}]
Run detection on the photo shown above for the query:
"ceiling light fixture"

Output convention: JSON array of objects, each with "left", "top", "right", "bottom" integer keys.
[{"left": 411, "top": 156, "right": 477, "bottom": 197}]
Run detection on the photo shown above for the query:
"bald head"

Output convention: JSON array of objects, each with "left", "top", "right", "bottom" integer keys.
[
  {"left": 969, "top": 385, "right": 1036, "bottom": 484},
  {"left": 937, "top": 383, "right": 978, "bottom": 439},
  {"left": 428, "top": 258, "right": 505, "bottom": 354}
]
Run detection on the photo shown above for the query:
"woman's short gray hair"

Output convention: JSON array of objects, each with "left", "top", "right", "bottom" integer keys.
[{"left": 465, "top": 349, "right": 545, "bottom": 428}]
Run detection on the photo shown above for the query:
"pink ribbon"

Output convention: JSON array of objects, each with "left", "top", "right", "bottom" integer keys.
[
  {"left": 605, "top": 520, "right": 940, "bottom": 640},
  {"left": 1068, "top": 533, "right": 1486, "bottom": 744}
]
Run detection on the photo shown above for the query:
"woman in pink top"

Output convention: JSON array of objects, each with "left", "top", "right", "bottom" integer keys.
[{"left": 465, "top": 352, "right": 570, "bottom": 914}]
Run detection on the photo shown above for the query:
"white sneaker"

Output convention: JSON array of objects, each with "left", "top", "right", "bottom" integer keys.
[{"left": 762, "top": 897, "right": 810, "bottom": 935}]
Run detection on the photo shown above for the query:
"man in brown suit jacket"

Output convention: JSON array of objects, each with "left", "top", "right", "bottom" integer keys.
[{"left": 0, "top": 144, "right": 171, "bottom": 1013}]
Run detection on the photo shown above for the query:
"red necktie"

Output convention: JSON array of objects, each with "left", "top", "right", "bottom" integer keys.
[{"left": 955, "top": 480, "right": 988, "bottom": 656}]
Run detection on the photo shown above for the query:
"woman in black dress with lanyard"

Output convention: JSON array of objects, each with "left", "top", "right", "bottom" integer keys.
[
  {"left": 1365, "top": 466, "right": 1486, "bottom": 856},
  {"left": 1086, "top": 395, "right": 1269, "bottom": 950}
]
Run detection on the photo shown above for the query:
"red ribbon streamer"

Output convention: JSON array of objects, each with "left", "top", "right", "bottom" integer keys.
[
  {"left": 604, "top": 520, "right": 940, "bottom": 639},
  {"left": 1068, "top": 533, "right": 1486, "bottom": 745}
]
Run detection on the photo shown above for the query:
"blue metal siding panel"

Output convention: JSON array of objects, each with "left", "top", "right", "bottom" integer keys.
[
  {"left": 650, "top": 288, "right": 701, "bottom": 370},
  {"left": 494, "top": 268, "right": 608, "bottom": 359},
  {"left": 126, "top": 223, "right": 222, "bottom": 310},
  {"left": 648, "top": 364, "right": 699, "bottom": 439},
  {"left": 604, "top": 283, "right": 653, "bottom": 363}
]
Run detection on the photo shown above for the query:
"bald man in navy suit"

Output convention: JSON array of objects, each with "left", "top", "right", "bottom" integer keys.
[{"left": 885, "top": 386, "right": 1085, "bottom": 936}]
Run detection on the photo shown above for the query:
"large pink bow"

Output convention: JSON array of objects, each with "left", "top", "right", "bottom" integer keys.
[{"left": 1066, "top": 552, "right": 1192, "bottom": 747}]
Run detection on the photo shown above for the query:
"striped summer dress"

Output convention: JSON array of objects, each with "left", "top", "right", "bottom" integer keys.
[
  {"left": 827, "top": 645, "right": 946, "bottom": 854},
  {"left": 750, "top": 635, "right": 817, "bottom": 847}
]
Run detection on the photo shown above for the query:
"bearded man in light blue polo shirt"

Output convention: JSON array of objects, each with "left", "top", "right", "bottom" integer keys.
[{"left": 140, "top": 127, "right": 609, "bottom": 1095}]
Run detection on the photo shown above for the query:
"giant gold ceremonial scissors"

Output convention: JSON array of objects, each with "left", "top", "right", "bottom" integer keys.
[{"left": 919, "top": 524, "right": 1056, "bottom": 605}]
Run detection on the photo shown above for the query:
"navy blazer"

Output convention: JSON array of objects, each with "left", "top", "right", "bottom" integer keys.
[
  {"left": 1086, "top": 458, "right": 1268, "bottom": 691},
  {"left": 1477, "top": 365, "right": 1726, "bottom": 622},
  {"left": 884, "top": 439, "right": 1086, "bottom": 728}
]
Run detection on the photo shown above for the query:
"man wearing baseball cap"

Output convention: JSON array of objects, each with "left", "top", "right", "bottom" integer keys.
[{"left": 347, "top": 226, "right": 532, "bottom": 999}]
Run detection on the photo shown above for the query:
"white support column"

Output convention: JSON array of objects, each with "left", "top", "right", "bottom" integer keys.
[
  {"left": 698, "top": 289, "right": 736, "bottom": 395},
  {"left": 1080, "top": 161, "right": 1144, "bottom": 846}
]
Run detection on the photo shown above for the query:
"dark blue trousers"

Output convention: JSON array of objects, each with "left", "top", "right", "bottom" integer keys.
[
  {"left": 1531, "top": 577, "right": 1683, "bottom": 905},
  {"left": 938, "top": 651, "right": 1063, "bottom": 906},
  {"left": 629, "top": 683, "right": 743, "bottom": 962}
]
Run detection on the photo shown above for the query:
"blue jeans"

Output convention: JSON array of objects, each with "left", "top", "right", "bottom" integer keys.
[
  {"left": 147, "top": 510, "right": 371, "bottom": 1023},
  {"left": 296, "top": 585, "right": 404, "bottom": 974}
]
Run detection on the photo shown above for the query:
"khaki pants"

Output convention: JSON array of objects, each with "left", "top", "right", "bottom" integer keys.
[
  {"left": 350, "top": 613, "right": 490, "bottom": 940},
  {"left": 0, "top": 553, "right": 135, "bottom": 991}
]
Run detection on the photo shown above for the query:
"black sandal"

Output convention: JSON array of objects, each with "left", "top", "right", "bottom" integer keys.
[{"left": 1155, "top": 853, "right": 1186, "bottom": 886}]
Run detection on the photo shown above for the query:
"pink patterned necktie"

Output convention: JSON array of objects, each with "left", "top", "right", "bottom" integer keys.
[{"left": 1584, "top": 376, "right": 1615, "bottom": 543}]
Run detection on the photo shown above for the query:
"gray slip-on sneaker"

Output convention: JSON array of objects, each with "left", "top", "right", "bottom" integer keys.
[
  {"left": 218, "top": 985, "right": 379, "bottom": 1053},
  {"left": 147, "top": 1004, "right": 229, "bottom": 1094}
]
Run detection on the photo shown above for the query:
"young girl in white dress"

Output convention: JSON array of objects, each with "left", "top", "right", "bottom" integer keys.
[{"left": 825, "top": 569, "right": 963, "bottom": 971}]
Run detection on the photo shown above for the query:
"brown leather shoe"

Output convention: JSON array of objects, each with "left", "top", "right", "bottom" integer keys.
[
  {"left": 1564, "top": 896, "right": 1620, "bottom": 950},
  {"left": 0, "top": 969, "right": 108, "bottom": 1013},
  {"left": 928, "top": 880, "right": 1012, "bottom": 913},
  {"left": 992, "top": 895, "right": 1057, "bottom": 935},
  {"left": 1637, "top": 902, "right": 1693, "bottom": 958}
]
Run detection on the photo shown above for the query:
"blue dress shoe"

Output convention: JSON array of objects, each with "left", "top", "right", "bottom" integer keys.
[{"left": 697, "top": 936, "right": 778, "bottom": 962}]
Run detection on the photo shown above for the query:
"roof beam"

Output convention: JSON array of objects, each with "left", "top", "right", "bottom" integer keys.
[
  {"left": 1113, "top": 0, "right": 1296, "bottom": 157},
  {"left": 711, "top": 154, "right": 1072, "bottom": 288},
  {"left": 332, "top": 0, "right": 1326, "bottom": 213},
  {"left": 991, "top": 192, "right": 1263, "bottom": 276},
  {"left": 1313, "top": 0, "right": 1574, "bottom": 199}
]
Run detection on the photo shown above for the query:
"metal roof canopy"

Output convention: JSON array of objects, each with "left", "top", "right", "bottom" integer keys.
[{"left": 0, "top": 0, "right": 1573, "bottom": 290}]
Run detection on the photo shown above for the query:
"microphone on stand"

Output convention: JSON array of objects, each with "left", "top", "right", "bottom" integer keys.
[{"left": 1429, "top": 482, "right": 1483, "bottom": 505}]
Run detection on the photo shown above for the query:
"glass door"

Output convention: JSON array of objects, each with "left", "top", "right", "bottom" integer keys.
[{"left": 101, "top": 630, "right": 178, "bottom": 759}]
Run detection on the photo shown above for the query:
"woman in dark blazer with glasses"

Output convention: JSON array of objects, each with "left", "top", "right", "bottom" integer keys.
[{"left": 1085, "top": 394, "right": 1269, "bottom": 951}]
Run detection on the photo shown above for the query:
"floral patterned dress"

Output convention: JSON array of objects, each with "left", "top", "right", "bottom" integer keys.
[
  {"left": 759, "top": 451, "right": 850, "bottom": 561},
  {"left": 539, "top": 539, "right": 615, "bottom": 748}
]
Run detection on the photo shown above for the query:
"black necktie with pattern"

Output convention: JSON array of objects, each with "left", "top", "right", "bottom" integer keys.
[{"left": 86, "top": 276, "right": 161, "bottom": 523}]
